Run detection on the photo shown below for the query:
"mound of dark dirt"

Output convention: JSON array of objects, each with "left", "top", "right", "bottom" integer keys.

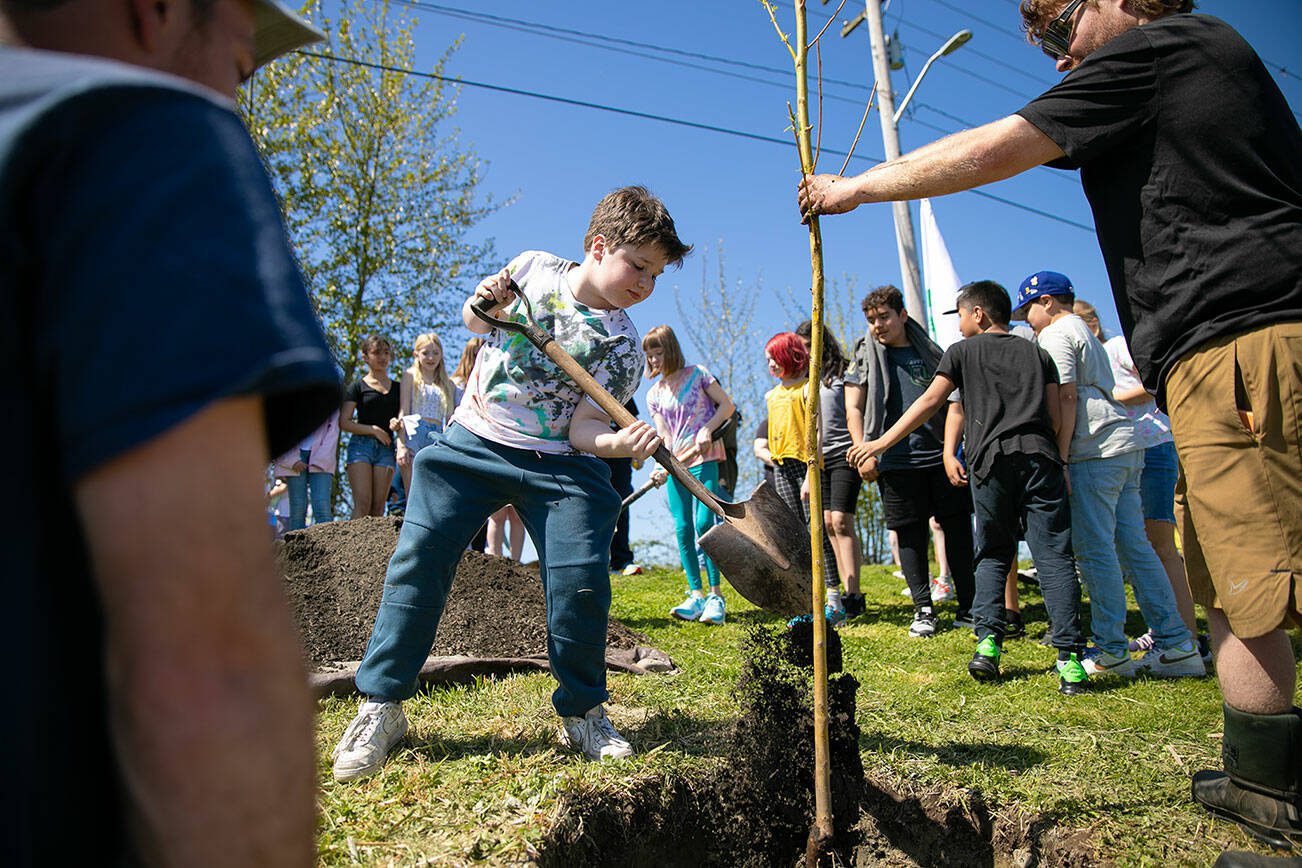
[{"left": 277, "top": 516, "right": 649, "bottom": 667}]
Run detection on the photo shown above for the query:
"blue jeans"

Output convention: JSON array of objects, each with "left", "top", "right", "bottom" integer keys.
[
  {"left": 354, "top": 424, "right": 619, "bottom": 717},
  {"left": 285, "top": 449, "right": 333, "bottom": 530},
  {"left": 666, "top": 461, "right": 722, "bottom": 591},
  {"left": 1069, "top": 450, "right": 1190, "bottom": 657},
  {"left": 971, "top": 453, "right": 1083, "bottom": 650}
]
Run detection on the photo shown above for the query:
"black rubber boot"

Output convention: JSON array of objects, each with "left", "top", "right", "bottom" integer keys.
[
  {"left": 1193, "top": 704, "right": 1302, "bottom": 850},
  {"left": 1213, "top": 852, "right": 1302, "bottom": 867}
]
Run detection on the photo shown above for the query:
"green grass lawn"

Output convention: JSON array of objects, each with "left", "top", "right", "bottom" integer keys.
[{"left": 314, "top": 562, "right": 1298, "bottom": 865}]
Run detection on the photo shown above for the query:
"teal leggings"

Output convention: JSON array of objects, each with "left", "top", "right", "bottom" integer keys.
[{"left": 667, "top": 460, "right": 722, "bottom": 591}]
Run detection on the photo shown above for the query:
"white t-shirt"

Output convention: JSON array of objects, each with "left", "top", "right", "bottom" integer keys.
[
  {"left": 452, "top": 250, "right": 643, "bottom": 453},
  {"left": 1037, "top": 314, "right": 1139, "bottom": 462},
  {"left": 1103, "top": 335, "right": 1172, "bottom": 450}
]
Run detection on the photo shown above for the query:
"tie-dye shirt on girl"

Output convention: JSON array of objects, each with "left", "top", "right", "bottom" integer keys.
[
  {"left": 452, "top": 250, "right": 643, "bottom": 454},
  {"left": 647, "top": 365, "right": 726, "bottom": 467}
]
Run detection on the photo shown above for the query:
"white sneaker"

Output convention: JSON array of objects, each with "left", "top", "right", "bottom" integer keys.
[
  {"left": 908, "top": 609, "right": 938, "bottom": 638},
  {"left": 1138, "top": 640, "right": 1207, "bottom": 678},
  {"left": 930, "top": 574, "right": 955, "bottom": 603},
  {"left": 1081, "top": 647, "right": 1138, "bottom": 678},
  {"left": 560, "top": 705, "right": 633, "bottom": 761},
  {"left": 331, "top": 700, "right": 408, "bottom": 782},
  {"left": 699, "top": 593, "right": 726, "bottom": 625}
]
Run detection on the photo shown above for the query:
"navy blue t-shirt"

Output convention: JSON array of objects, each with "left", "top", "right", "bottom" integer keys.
[
  {"left": 879, "top": 345, "right": 942, "bottom": 471},
  {"left": 1, "top": 48, "right": 340, "bottom": 865}
]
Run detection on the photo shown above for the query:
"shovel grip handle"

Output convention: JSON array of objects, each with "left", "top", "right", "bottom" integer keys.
[
  {"left": 471, "top": 279, "right": 727, "bottom": 520},
  {"left": 535, "top": 343, "right": 726, "bottom": 520}
]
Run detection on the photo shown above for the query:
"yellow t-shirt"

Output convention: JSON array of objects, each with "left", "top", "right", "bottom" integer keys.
[{"left": 765, "top": 380, "right": 810, "bottom": 462}]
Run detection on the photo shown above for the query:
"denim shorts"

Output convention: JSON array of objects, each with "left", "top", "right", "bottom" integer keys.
[
  {"left": 346, "top": 433, "right": 396, "bottom": 469},
  {"left": 1139, "top": 439, "right": 1178, "bottom": 524}
]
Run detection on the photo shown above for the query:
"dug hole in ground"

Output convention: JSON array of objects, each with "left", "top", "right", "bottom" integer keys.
[{"left": 280, "top": 516, "right": 1103, "bottom": 866}]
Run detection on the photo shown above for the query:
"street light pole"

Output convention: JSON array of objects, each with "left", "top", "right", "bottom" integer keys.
[
  {"left": 863, "top": 0, "right": 925, "bottom": 320},
  {"left": 846, "top": 1, "right": 971, "bottom": 325},
  {"left": 894, "top": 30, "right": 972, "bottom": 124}
]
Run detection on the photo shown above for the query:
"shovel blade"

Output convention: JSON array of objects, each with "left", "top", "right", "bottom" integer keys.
[{"left": 700, "top": 480, "right": 813, "bottom": 616}]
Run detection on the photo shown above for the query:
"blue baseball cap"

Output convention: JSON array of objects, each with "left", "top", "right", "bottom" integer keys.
[{"left": 1013, "top": 271, "right": 1074, "bottom": 320}]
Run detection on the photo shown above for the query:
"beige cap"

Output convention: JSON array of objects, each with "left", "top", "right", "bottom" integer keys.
[{"left": 251, "top": 0, "right": 326, "bottom": 68}]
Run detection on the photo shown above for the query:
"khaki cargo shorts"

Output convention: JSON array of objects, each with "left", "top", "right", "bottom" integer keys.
[{"left": 1166, "top": 321, "right": 1302, "bottom": 639}]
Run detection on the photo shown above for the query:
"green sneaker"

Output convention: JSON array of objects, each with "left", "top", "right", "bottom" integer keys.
[
  {"left": 1056, "top": 653, "right": 1089, "bottom": 696},
  {"left": 968, "top": 635, "right": 1001, "bottom": 681}
]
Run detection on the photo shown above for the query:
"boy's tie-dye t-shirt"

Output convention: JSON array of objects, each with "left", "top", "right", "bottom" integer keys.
[
  {"left": 646, "top": 365, "right": 726, "bottom": 467},
  {"left": 453, "top": 250, "right": 643, "bottom": 453}
]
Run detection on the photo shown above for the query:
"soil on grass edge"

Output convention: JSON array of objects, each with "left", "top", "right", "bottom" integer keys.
[
  {"left": 538, "top": 623, "right": 1102, "bottom": 867},
  {"left": 277, "top": 516, "right": 650, "bottom": 667}
]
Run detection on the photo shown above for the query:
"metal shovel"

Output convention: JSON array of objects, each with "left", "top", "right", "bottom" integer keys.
[{"left": 472, "top": 285, "right": 813, "bottom": 615}]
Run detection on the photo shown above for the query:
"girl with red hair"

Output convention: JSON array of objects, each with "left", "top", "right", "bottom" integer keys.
[{"left": 758, "top": 333, "right": 846, "bottom": 623}]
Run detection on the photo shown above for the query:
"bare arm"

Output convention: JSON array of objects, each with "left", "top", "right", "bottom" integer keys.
[
  {"left": 862, "top": 375, "right": 956, "bottom": 459},
  {"left": 799, "top": 115, "right": 1065, "bottom": 218},
  {"left": 844, "top": 382, "right": 866, "bottom": 446},
  {"left": 942, "top": 400, "right": 967, "bottom": 487},
  {"left": 76, "top": 397, "right": 315, "bottom": 867},
  {"left": 700, "top": 379, "right": 736, "bottom": 441},
  {"left": 569, "top": 399, "right": 661, "bottom": 459},
  {"left": 754, "top": 436, "right": 773, "bottom": 465},
  {"left": 842, "top": 382, "right": 878, "bottom": 480},
  {"left": 1055, "top": 381, "right": 1077, "bottom": 463},
  {"left": 395, "top": 371, "right": 414, "bottom": 454},
  {"left": 1112, "top": 383, "right": 1153, "bottom": 406}
]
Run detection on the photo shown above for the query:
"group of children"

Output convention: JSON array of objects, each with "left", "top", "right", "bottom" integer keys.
[
  {"left": 324, "top": 184, "right": 1207, "bottom": 787},
  {"left": 848, "top": 276, "right": 1204, "bottom": 693}
]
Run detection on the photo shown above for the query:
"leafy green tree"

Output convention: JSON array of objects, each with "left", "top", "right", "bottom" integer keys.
[{"left": 241, "top": 0, "right": 499, "bottom": 385}]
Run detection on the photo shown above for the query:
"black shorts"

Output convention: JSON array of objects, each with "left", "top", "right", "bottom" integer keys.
[
  {"left": 820, "top": 451, "right": 863, "bottom": 514},
  {"left": 876, "top": 465, "right": 972, "bottom": 530}
]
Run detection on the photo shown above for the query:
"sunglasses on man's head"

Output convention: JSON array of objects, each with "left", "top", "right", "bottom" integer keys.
[{"left": 1039, "top": 0, "right": 1088, "bottom": 59}]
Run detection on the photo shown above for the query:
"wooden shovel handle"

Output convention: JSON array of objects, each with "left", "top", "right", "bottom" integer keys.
[{"left": 537, "top": 338, "right": 728, "bottom": 521}]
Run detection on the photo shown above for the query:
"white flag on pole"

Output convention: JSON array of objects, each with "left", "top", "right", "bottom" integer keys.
[{"left": 920, "top": 198, "right": 962, "bottom": 349}]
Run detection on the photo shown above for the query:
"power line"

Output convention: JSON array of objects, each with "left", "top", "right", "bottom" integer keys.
[
  {"left": 393, "top": 0, "right": 872, "bottom": 92},
  {"left": 894, "top": 17, "right": 1058, "bottom": 89},
  {"left": 293, "top": 49, "right": 1096, "bottom": 233},
  {"left": 387, "top": 0, "right": 1075, "bottom": 182},
  {"left": 924, "top": 0, "right": 1034, "bottom": 45}
]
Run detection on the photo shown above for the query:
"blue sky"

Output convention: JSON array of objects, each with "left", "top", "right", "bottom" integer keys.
[{"left": 314, "top": 0, "right": 1300, "bottom": 561}]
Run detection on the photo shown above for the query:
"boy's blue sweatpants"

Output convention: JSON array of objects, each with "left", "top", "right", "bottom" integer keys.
[{"left": 354, "top": 423, "right": 620, "bottom": 717}]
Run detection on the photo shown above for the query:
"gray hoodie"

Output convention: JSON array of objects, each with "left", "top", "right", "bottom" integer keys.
[{"left": 844, "top": 318, "right": 949, "bottom": 446}]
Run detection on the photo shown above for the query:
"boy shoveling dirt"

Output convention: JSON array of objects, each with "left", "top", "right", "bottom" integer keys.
[{"left": 331, "top": 187, "right": 691, "bottom": 781}]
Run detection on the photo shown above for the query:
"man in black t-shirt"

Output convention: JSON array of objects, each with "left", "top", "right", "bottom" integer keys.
[
  {"left": 798, "top": 1, "right": 1300, "bottom": 846},
  {"left": 2, "top": 2, "right": 339, "bottom": 865},
  {"left": 858, "top": 281, "right": 1088, "bottom": 696}
]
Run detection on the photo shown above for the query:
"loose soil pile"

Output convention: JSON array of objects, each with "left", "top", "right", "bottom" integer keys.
[{"left": 277, "top": 516, "right": 649, "bottom": 668}]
